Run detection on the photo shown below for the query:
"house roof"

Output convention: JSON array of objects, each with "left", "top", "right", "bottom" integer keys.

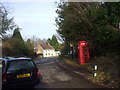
[{"left": 40, "top": 44, "right": 54, "bottom": 50}]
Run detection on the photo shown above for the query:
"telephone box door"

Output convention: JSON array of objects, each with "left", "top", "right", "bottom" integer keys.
[{"left": 78, "top": 41, "right": 90, "bottom": 65}]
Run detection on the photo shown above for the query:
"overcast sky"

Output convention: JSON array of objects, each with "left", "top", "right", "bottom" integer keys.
[{"left": 3, "top": 1, "right": 58, "bottom": 40}]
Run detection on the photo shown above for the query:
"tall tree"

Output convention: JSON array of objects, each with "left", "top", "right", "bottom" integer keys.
[
  {"left": 51, "top": 35, "right": 59, "bottom": 46},
  {"left": 55, "top": 2, "right": 120, "bottom": 56},
  {"left": 11, "top": 28, "right": 28, "bottom": 56},
  {"left": 26, "top": 39, "right": 34, "bottom": 58},
  {"left": 12, "top": 27, "right": 23, "bottom": 40},
  {"left": 47, "top": 35, "right": 59, "bottom": 50},
  {"left": 0, "top": 3, "right": 16, "bottom": 39},
  {"left": 55, "top": 2, "right": 98, "bottom": 43}
]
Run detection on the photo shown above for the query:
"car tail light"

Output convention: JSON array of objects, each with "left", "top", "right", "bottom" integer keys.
[
  {"left": 2, "top": 73, "right": 7, "bottom": 81},
  {"left": 37, "top": 70, "right": 40, "bottom": 77}
]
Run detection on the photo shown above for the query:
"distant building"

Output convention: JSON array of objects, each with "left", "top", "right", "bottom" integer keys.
[
  {"left": 55, "top": 51, "right": 61, "bottom": 57},
  {"left": 34, "top": 43, "right": 60, "bottom": 58}
]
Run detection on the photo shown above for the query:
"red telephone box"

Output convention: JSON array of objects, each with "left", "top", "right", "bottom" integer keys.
[{"left": 78, "top": 41, "right": 90, "bottom": 65}]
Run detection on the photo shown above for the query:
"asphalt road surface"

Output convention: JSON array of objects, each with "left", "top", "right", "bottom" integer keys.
[
  {"left": 0, "top": 66, "right": 2, "bottom": 90},
  {"left": 34, "top": 57, "right": 102, "bottom": 88}
]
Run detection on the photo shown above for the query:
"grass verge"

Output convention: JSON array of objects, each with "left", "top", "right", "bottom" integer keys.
[{"left": 59, "top": 54, "right": 120, "bottom": 88}]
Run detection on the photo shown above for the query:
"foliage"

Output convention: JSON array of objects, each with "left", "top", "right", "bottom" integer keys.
[
  {"left": 25, "top": 39, "right": 34, "bottom": 58},
  {"left": 56, "top": 2, "right": 120, "bottom": 88},
  {"left": 61, "top": 54, "right": 120, "bottom": 88},
  {"left": 2, "top": 28, "right": 34, "bottom": 58},
  {"left": 0, "top": 3, "right": 16, "bottom": 39},
  {"left": 47, "top": 35, "right": 59, "bottom": 51},
  {"left": 2, "top": 38, "right": 15, "bottom": 56},
  {"left": 86, "top": 55, "right": 119, "bottom": 88},
  {"left": 55, "top": 2, "right": 120, "bottom": 57}
]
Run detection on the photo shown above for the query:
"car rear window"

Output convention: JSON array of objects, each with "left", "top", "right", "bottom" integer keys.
[{"left": 7, "top": 59, "right": 36, "bottom": 72}]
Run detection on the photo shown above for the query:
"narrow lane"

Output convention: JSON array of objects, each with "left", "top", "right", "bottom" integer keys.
[
  {"left": 34, "top": 57, "right": 101, "bottom": 88},
  {"left": 0, "top": 67, "right": 2, "bottom": 90},
  {"left": 35, "top": 57, "right": 58, "bottom": 65}
]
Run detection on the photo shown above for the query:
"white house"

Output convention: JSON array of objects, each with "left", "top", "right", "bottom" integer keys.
[{"left": 34, "top": 44, "right": 60, "bottom": 58}]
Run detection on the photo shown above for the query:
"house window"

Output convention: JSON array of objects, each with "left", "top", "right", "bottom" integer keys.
[
  {"left": 51, "top": 53, "right": 53, "bottom": 56},
  {"left": 46, "top": 53, "right": 47, "bottom": 55}
]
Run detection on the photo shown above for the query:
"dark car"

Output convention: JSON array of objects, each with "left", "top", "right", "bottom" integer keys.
[{"left": 1, "top": 57, "right": 42, "bottom": 89}]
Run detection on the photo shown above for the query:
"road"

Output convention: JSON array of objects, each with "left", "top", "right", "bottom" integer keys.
[
  {"left": 0, "top": 60, "right": 2, "bottom": 90},
  {"left": 34, "top": 57, "right": 101, "bottom": 88},
  {"left": 0, "top": 67, "right": 2, "bottom": 90}
]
